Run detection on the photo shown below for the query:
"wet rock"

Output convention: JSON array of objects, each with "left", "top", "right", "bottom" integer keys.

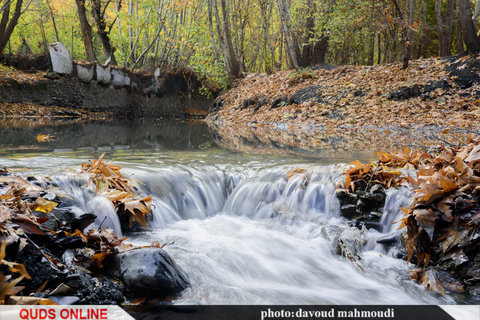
[
  {"left": 105, "top": 248, "right": 189, "bottom": 297},
  {"left": 376, "top": 232, "right": 400, "bottom": 245},
  {"left": 354, "top": 220, "right": 383, "bottom": 232},
  {"left": 336, "top": 183, "right": 386, "bottom": 228},
  {"left": 70, "top": 213, "right": 97, "bottom": 232},
  {"left": 336, "top": 226, "right": 367, "bottom": 261},
  {"left": 289, "top": 85, "right": 323, "bottom": 105}
]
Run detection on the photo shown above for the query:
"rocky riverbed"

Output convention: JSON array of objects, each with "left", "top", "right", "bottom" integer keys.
[{"left": 0, "top": 159, "right": 190, "bottom": 305}]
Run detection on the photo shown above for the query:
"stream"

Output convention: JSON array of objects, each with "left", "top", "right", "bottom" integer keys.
[{"left": 0, "top": 119, "right": 463, "bottom": 304}]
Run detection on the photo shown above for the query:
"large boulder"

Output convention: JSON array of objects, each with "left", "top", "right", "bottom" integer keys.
[
  {"left": 48, "top": 42, "right": 72, "bottom": 74},
  {"left": 105, "top": 248, "right": 189, "bottom": 297}
]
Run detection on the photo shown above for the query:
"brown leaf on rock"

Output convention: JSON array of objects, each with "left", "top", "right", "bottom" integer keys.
[{"left": 421, "top": 269, "right": 445, "bottom": 296}]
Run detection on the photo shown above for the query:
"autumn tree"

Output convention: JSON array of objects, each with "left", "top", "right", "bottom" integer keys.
[
  {"left": 435, "top": 0, "right": 454, "bottom": 56},
  {"left": 0, "top": 0, "right": 24, "bottom": 53},
  {"left": 91, "top": 0, "right": 118, "bottom": 65},
  {"left": 75, "top": 0, "right": 96, "bottom": 61},
  {"left": 457, "top": 0, "right": 480, "bottom": 52}
]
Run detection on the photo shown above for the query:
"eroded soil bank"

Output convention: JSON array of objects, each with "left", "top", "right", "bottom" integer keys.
[{"left": 0, "top": 56, "right": 210, "bottom": 119}]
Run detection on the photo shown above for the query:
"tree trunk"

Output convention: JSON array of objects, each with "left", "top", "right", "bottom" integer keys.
[
  {"left": 277, "top": 0, "right": 299, "bottom": 68},
  {"left": 473, "top": 0, "right": 480, "bottom": 28},
  {"left": 219, "top": 0, "right": 241, "bottom": 77},
  {"left": 75, "top": 0, "right": 95, "bottom": 61},
  {"left": 456, "top": 3, "right": 465, "bottom": 52},
  {"left": 458, "top": 0, "right": 480, "bottom": 52},
  {"left": 436, "top": 0, "right": 454, "bottom": 56},
  {"left": 0, "top": 0, "right": 24, "bottom": 52},
  {"left": 402, "top": 0, "right": 415, "bottom": 69},
  {"left": 91, "top": 0, "right": 117, "bottom": 65},
  {"left": 368, "top": 34, "right": 375, "bottom": 65},
  {"left": 418, "top": 0, "right": 428, "bottom": 58}
]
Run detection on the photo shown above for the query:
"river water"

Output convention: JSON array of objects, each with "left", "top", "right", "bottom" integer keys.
[{"left": 0, "top": 119, "right": 463, "bottom": 304}]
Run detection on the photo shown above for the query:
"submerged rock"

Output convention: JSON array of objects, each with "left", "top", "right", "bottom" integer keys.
[{"left": 105, "top": 248, "right": 189, "bottom": 297}]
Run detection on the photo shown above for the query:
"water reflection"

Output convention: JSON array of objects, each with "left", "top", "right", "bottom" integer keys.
[{"left": 0, "top": 119, "right": 213, "bottom": 155}]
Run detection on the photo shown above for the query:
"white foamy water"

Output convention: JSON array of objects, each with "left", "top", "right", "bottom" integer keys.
[{"left": 1, "top": 155, "right": 456, "bottom": 304}]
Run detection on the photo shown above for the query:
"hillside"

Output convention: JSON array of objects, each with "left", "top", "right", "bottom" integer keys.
[{"left": 207, "top": 55, "right": 480, "bottom": 131}]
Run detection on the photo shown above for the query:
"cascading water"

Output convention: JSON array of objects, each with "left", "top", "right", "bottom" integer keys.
[{"left": 46, "top": 161, "right": 454, "bottom": 304}]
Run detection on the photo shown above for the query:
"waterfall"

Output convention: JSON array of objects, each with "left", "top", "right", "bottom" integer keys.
[
  {"left": 39, "top": 161, "right": 450, "bottom": 304},
  {"left": 52, "top": 163, "right": 412, "bottom": 238}
]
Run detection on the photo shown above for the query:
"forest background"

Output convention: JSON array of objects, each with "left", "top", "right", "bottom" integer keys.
[{"left": 1, "top": 0, "right": 480, "bottom": 92}]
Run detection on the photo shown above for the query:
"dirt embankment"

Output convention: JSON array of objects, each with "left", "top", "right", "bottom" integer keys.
[
  {"left": 207, "top": 54, "right": 480, "bottom": 130},
  {"left": 0, "top": 55, "right": 210, "bottom": 119}
]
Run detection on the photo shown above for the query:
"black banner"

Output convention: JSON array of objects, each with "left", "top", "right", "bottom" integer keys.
[{"left": 121, "top": 305, "right": 455, "bottom": 320}]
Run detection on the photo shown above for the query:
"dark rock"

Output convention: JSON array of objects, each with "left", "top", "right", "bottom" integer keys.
[
  {"left": 270, "top": 96, "right": 289, "bottom": 109},
  {"left": 353, "top": 90, "right": 364, "bottom": 97},
  {"left": 355, "top": 220, "right": 383, "bottom": 232},
  {"left": 238, "top": 95, "right": 269, "bottom": 112},
  {"left": 55, "top": 236, "right": 85, "bottom": 250},
  {"left": 339, "top": 204, "right": 357, "bottom": 219},
  {"left": 376, "top": 233, "right": 400, "bottom": 245},
  {"left": 64, "top": 270, "right": 124, "bottom": 304},
  {"left": 210, "top": 97, "right": 224, "bottom": 113},
  {"left": 44, "top": 72, "right": 60, "bottom": 80},
  {"left": 387, "top": 80, "right": 449, "bottom": 101},
  {"left": 105, "top": 248, "right": 189, "bottom": 297},
  {"left": 289, "top": 85, "right": 323, "bottom": 105},
  {"left": 336, "top": 183, "right": 387, "bottom": 229},
  {"left": 70, "top": 213, "right": 97, "bottom": 232}
]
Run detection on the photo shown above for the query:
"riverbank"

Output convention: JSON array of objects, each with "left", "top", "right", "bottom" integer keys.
[
  {"left": 207, "top": 54, "right": 480, "bottom": 131},
  {"left": 0, "top": 54, "right": 210, "bottom": 119}
]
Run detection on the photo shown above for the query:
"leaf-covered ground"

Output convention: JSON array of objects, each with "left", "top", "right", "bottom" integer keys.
[{"left": 207, "top": 54, "right": 480, "bottom": 130}]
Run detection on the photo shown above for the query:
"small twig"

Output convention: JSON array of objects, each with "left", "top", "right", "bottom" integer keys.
[
  {"left": 98, "top": 216, "right": 107, "bottom": 230},
  {"left": 24, "top": 233, "right": 62, "bottom": 272}
]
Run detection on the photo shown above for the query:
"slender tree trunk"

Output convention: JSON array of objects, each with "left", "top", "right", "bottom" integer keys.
[
  {"left": 207, "top": 0, "right": 221, "bottom": 62},
  {"left": 368, "top": 34, "right": 375, "bottom": 65},
  {"left": 418, "top": 0, "right": 428, "bottom": 57},
  {"left": 436, "top": 0, "right": 454, "bottom": 56},
  {"left": 456, "top": 4, "right": 464, "bottom": 52},
  {"left": 402, "top": 0, "right": 415, "bottom": 69},
  {"left": 220, "top": 0, "right": 241, "bottom": 77},
  {"left": 91, "top": 0, "right": 117, "bottom": 64},
  {"left": 0, "top": 0, "right": 24, "bottom": 52},
  {"left": 46, "top": 0, "right": 60, "bottom": 42},
  {"left": 473, "top": 0, "right": 480, "bottom": 28},
  {"left": 75, "top": 0, "right": 95, "bottom": 61},
  {"left": 277, "top": 0, "right": 299, "bottom": 68},
  {"left": 377, "top": 33, "right": 381, "bottom": 64},
  {"left": 458, "top": 0, "right": 480, "bottom": 52}
]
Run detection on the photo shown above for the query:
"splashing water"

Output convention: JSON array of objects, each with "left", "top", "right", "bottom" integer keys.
[{"left": 3, "top": 154, "right": 455, "bottom": 305}]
